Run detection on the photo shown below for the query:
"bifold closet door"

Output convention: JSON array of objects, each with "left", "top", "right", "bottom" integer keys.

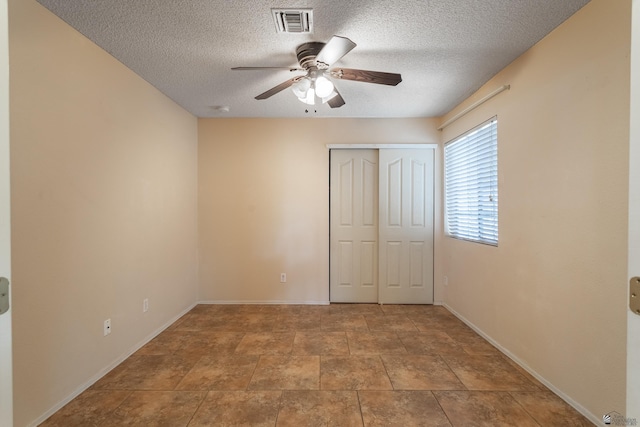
[
  {"left": 378, "top": 149, "right": 434, "bottom": 304},
  {"left": 330, "top": 149, "right": 379, "bottom": 303}
]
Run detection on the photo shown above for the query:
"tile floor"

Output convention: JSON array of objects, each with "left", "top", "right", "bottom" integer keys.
[{"left": 40, "top": 304, "right": 594, "bottom": 426}]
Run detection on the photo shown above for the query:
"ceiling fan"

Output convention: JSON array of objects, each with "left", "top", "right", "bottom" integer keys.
[{"left": 232, "top": 35, "right": 402, "bottom": 108}]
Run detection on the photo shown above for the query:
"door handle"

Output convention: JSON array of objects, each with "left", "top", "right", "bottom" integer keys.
[
  {"left": 0, "top": 277, "right": 8, "bottom": 315},
  {"left": 631, "top": 277, "right": 640, "bottom": 316}
]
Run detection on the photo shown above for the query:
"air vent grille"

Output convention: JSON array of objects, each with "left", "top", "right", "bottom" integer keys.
[{"left": 272, "top": 9, "right": 313, "bottom": 33}]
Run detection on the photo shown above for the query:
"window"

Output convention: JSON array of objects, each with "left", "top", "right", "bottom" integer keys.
[{"left": 444, "top": 118, "right": 498, "bottom": 246}]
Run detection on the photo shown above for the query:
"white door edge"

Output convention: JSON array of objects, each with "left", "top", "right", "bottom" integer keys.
[
  {"left": 0, "top": 0, "right": 13, "bottom": 424},
  {"left": 627, "top": 0, "right": 640, "bottom": 421}
]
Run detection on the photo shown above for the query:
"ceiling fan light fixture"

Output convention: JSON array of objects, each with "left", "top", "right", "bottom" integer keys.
[
  {"left": 291, "top": 77, "right": 311, "bottom": 98},
  {"left": 292, "top": 78, "right": 316, "bottom": 104},
  {"left": 291, "top": 73, "right": 334, "bottom": 105},
  {"left": 301, "top": 87, "right": 316, "bottom": 105},
  {"left": 314, "top": 75, "right": 334, "bottom": 98}
]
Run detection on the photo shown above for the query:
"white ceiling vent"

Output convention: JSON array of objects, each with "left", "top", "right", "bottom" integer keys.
[{"left": 272, "top": 9, "right": 313, "bottom": 33}]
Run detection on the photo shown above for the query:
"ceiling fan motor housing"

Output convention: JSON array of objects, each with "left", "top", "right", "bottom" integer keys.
[{"left": 296, "top": 42, "right": 326, "bottom": 70}]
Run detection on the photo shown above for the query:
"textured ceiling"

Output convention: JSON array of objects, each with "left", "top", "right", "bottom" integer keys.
[{"left": 36, "top": 0, "right": 590, "bottom": 118}]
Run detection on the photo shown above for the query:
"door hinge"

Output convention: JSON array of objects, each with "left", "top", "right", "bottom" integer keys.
[
  {"left": 631, "top": 277, "right": 640, "bottom": 316},
  {"left": 0, "top": 277, "right": 9, "bottom": 315}
]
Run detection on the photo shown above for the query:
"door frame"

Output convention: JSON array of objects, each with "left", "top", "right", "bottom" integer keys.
[{"left": 327, "top": 144, "right": 438, "bottom": 304}]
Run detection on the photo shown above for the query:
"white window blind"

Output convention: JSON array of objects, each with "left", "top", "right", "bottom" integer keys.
[{"left": 444, "top": 118, "right": 498, "bottom": 246}]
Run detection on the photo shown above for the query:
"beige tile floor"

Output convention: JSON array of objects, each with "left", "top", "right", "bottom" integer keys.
[{"left": 40, "top": 304, "right": 594, "bottom": 426}]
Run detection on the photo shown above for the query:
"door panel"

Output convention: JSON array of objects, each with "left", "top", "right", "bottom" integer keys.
[
  {"left": 411, "top": 160, "right": 426, "bottom": 226},
  {"left": 410, "top": 242, "right": 426, "bottom": 287},
  {"left": 339, "top": 160, "right": 353, "bottom": 225},
  {"left": 387, "top": 159, "right": 402, "bottom": 226},
  {"left": 385, "top": 241, "right": 401, "bottom": 287},
  {"left": 378, "top": 149, "right": 434, "bottom": 304},
  {"left": 362, "top": 160, "right": 377, "bottom": 226},
  {"left": 330, "top": 150, "right": 379, "bottom": 302},
  {"left": 360, "top": 241, "right": 376, "bottom": 287},
  {"left": 337, "top": 242, "right": 353, "bottom": 286}
]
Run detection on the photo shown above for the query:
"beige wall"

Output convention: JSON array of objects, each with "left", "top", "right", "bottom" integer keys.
[
  {"left": 198, "top": 118, "right": 440, "bottom": 303},
  {"left": 9, "top": 1, "right": 199, "bottom": 425},
  {"left": 440, "top": 0, "right": 630, "bottom": 420}
]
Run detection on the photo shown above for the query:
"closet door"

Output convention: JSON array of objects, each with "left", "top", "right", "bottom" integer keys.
[
  {"left": 330, "top": 149, "right": 379, "bottom": 303},
  {"left": 378, "top": 149, "right": 434, "bottom": 304}
]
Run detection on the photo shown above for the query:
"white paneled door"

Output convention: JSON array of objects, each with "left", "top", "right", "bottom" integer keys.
[
  {"left": 378, "top": 149, "right": 434, "bottom": 304},
  {"left": 330, "top": 148, "right": 434, "bottom": 304},
  {"left": 0, "top": 0, "right": 12, "bottom": 423},
  {"left": 330, "top": 150, "right": 379, "bottom": 303}
]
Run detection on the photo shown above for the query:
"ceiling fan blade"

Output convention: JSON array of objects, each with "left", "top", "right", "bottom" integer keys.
[
  {"left": 255, "top": 78, "right": 298, "bottom": 100},
  {"left": 331, "top": 68, "right": 402, "bottom": 86},
  {"left": 327, "top": 90, "right": 345, "bottom": 108},
  {"left": 232, "top": 67, "right": 303, "bottom": 72},
  {"left": 315, "top": 36, "right": 356, "bottom": 67}
]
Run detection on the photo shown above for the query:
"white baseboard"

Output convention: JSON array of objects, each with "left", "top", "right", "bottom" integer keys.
[
  {"left": 197, "top": 300, "right": 330, "bottom": 305},
  {"left": 442, "top": 303, "right": 601, "bottom": 426},
  {"left": 29, "top": 302, "right": 197, "bottom": 427}
]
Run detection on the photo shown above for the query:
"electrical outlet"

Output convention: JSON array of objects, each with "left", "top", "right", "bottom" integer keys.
[
  {"left": 444, "top": 276, "right": 449, "bottom": 286},
  {"left": 143, "top": 298, "right": 149, "bottom": 313},
  {"left": 280, "top": 273, "right": 287, "bottom": 283},
  {"left": 103, "top": 318, "right": 111, "bottom": 336}
]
